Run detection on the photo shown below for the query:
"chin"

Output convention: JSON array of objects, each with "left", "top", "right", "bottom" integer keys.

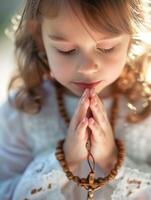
[{"left": 73, "top": 85, "right": 105, "bottom": 97}]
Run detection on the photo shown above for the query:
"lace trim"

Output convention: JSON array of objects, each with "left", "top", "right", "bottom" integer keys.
[
  {"left": 111, "top": 167, "right": 151, "bottom": 199},
  {"left": 13, "top": 151, "right": 68, "bottom": 200}
]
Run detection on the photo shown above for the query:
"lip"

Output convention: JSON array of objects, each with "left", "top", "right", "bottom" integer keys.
[{"left": 73, "top": 80, "right": 102, "bottom": 89}]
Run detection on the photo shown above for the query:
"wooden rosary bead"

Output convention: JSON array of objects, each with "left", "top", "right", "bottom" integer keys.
[
  {"left": 80, "top": 178, "right": 87, "bottom": 187},
  {"left": 63, "top": 167, "right": 69, "bottom": 173},
  {"left": 110, "top": 170, "right": 117, "bottom": 176},
  {"left": 60, "top": 160, "right": 67, "bottom": 168},
  {"left": 97, "top": 177, "right": 104, "bottom": 183},
  {"left": 56, "top": 154, "right": 64, "bottom": 160},
  {"left": 55, "top": 149, "right": 62, "bottom": 154},
  {"left": 66, "top": 171, "right": 74, "bottom": 180},
  {"left": 73, "top": 176, "right": 81, "bottom": 184}
]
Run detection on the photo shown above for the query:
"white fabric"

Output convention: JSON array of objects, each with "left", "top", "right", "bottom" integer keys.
[{"left": 0, "top": 80, "right": 151, "bottom": 200}]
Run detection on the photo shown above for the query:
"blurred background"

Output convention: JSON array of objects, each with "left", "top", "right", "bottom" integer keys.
[{"left": 0, "top": 0, "right": 23, "bottom": 103}]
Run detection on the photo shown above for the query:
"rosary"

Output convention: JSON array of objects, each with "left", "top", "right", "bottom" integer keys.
[{"left": 55, "top": 82, "right": 125, "bottom": 199}]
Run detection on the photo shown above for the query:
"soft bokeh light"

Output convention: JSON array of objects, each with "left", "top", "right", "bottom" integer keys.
[
  {"left": 144, "top": 63, "right": 151, "bottom": 84},
  {"left": 139, "top": 32, "right": 151, "bottom": 44},
  {"left": 0, "top": 37, "right": 15, "bottom": 102},
  {"left": 0, "top": 0, "right": 23, "bottom": 103}
]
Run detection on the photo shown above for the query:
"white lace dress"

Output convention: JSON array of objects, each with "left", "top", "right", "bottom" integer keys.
[{"left": 0, "top": 80, "right": 151, "bottom": 200}]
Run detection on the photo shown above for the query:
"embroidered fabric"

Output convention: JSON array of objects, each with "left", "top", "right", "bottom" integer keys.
[
  {"left": 111, "top": 167, "right": 151, "bottom": 199},
  {"left": 0, "top": 80, "right": 151, "bottom": 199},
  {"left": 13, "top": 151, "right": 68, "bottom": 200}
]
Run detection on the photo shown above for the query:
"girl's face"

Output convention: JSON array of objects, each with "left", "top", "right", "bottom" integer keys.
[{"left": 41, "top": 2, "right": 130, "bottom": 96}]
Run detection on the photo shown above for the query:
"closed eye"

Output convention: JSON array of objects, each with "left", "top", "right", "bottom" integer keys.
[
  {"left": 57, "top": 49, "right": 76, "bottom": 55},
  {"left": 56, "top": 47, "right": 115, "bottom": 55},
  {"left": 97, "top": 47, "right": 115, "bottom": 54}
]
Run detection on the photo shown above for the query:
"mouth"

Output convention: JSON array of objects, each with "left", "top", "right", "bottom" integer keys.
[{"left": 72, "top": 80, "right": 102, "bottom": 89}]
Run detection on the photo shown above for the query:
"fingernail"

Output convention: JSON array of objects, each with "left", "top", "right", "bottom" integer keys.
[
  {"left": 89, "top": 118, "right": 94, "bottom": 124},
  {"left": 82, "top": 117, "right": 87, "bottom": 123}
]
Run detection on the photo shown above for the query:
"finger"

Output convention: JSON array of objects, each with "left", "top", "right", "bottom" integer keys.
[
  {"left": 88, "top": 117, "right": 105, "bottom": 141},
  {"left": 90, "top": 97, "right": 107, "bottom": 130},
  {"left": 90, "top": 88, "right": 107, "bottom": 119},
  {"left": 71, "top": 89, "right": 90, "bottom": 130},
  {"left": 93, "top": 94, "right": 114, "bottom": 135},
  {"left": 95, "top": 95, "right": 108, "bottom": 119},
  {"left": 76, "top": 117, "right": 88, "bottom": 140},
  {"left": 70, "top": 89, "right": 88, "bottom": 127}
]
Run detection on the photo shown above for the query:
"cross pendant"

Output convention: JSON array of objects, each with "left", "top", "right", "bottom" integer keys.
[
  {"left": 87, "top": 172, "right": 95, "bottom": 200},
  {"left": 87, "top": 188, "right": 94, "bottom": 200}
]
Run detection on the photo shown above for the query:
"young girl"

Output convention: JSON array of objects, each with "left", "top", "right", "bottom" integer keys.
[{"left": 1, "top": 0, "right": 151, "bottom": 199}]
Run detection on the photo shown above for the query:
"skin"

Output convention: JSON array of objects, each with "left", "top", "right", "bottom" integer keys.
[
  {"left": 38, "top": 1, "right": 131, "bottom": 175},
  {"left": 41, "top": 1, "right": 130, "bottom": 97}
]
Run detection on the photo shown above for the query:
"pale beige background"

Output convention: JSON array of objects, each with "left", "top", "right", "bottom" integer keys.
[
  {"left": 0, "top": 0, "right": 23, "bottom": 103},
  {"left": 0, "top": 35, "right": 15, "bottom": 102}
]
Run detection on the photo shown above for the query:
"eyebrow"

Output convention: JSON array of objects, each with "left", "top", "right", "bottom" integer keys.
[{"left": 48, "top": 33, "right": 122, "bottom": 42}]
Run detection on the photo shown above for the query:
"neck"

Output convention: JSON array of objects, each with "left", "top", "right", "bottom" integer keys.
[{"left": 99, "top": 85, "right": 113, "bottom": 99}]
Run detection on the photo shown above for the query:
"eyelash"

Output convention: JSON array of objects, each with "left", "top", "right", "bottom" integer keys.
[{"left": 57, "top": 47, "right": 115, "bottom": 55}]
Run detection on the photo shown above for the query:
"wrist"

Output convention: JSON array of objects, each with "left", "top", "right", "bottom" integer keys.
[
  {"left": 68, "top": 163, "right": 78, "bottom": 174},
  {"left": 98, "top": 144, "right": 118, "bottom": 176},
  {"left": 63, "top": 142, "right": 78, "bottom": 173}
]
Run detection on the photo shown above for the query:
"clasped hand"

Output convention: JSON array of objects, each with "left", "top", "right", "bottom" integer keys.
[{"left": 63, "top": 88, "right": 117, "bottom": 174}]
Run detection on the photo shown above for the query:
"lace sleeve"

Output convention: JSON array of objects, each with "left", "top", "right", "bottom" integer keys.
[
  {"left": 111, "top": 156, "right": 151, "bottom": 199},
  {"left": 0, "top": 98, "right": 68, "bottom": 200},
  {"left": 0, "top": 100, "right": 33, "bottom": 200},
  {"left": 13, "top": 150, "right": 68, "bottom": 200}
]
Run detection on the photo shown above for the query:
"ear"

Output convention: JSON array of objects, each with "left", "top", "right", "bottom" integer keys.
[{"left": 26, "top": 20, "right": 45, "bottom": 52}]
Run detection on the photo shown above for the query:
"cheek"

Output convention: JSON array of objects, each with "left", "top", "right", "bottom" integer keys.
[
  {"left": 46, "top": 51, "right": 75, "bottom": 80},
  {"left": 104, "top": 51, "right": 128, "bottom": 82},
  {"left": 42, "top": 30, "right": 76, "bottom": 81}
]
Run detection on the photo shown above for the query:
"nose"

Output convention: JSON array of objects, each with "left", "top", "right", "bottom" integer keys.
[{"left": 77, "top": 53, "right": 100, "bottom": 75}]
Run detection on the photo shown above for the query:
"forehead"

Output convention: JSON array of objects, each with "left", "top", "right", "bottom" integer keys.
[{"left": 41, "top": 0, "right": 121, "bottom": 43}]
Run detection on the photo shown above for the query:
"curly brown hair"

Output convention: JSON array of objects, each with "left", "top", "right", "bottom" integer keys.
[{"left": 8, "top": 0, "right": 151, "bottom": 121}]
